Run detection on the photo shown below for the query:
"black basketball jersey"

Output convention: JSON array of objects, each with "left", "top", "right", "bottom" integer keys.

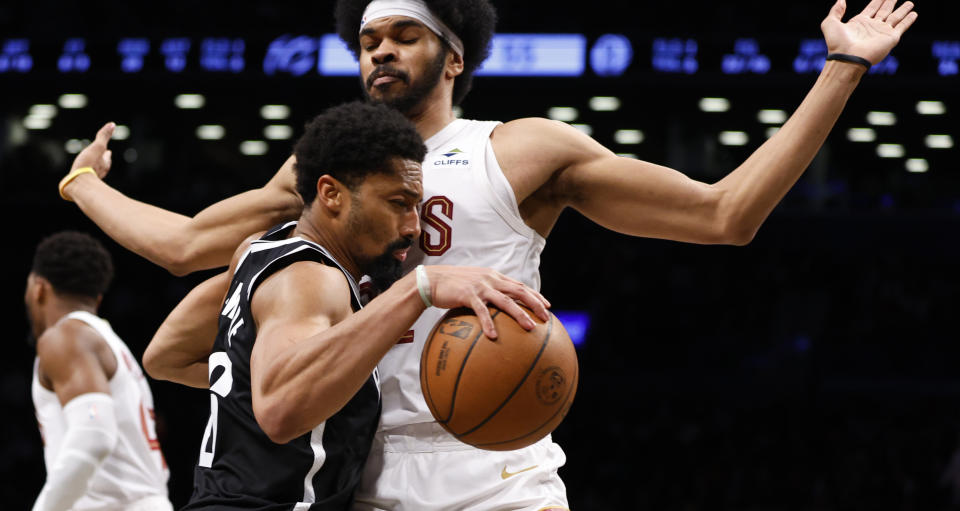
[{"left": 184, "top": 222, "right": 381, "bottom": 511}]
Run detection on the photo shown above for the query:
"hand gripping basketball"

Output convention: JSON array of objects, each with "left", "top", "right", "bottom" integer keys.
[{"left": 420, "top": 265, "right": 551, "bottom": 339}]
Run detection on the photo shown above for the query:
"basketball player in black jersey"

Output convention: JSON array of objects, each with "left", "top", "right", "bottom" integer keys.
[{"left": 147, "top": 101, "right": 549, "bottom": 510}]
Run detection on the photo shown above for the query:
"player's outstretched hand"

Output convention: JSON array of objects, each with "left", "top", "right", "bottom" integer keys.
[
  {"left": 71, "top": 122, "right": 115, "bottom": 176},
  {"left": 60, "top": 122, "right": 115, "bottom": 201},
  {"left": 424, "top": 265, "right": 551, "bottom": 339},
  {"left": 821, "top": 0, "right": 918, "bottom": 65}
]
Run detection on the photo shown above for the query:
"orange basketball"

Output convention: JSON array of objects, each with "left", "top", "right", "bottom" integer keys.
[{"left": 420, "top": 305, "right": 578, "bottom": 451}]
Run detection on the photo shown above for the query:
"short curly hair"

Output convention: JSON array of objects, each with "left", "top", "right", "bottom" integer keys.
[
  {"left": 31, "top": 231, "right": 114, "bottom": 299},
  {"left": 335, "top": 0, "right": 497, "bottom": 106},
  {"left": 294, "top": 101, "right": 426, "bottom": 204}
]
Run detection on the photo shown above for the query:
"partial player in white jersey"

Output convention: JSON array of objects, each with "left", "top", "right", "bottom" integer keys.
[
  {"left": 58, "top": 0, "right": 917, "bottom": 509},
  {"left": 26, "top": 231, "right": 171, "bottom": 511}
]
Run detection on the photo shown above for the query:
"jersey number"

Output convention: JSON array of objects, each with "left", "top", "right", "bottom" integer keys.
[
  {"left": 419, "top": 196, "right": 453, "bottom": 256},
  {"left": 198, "top": 352, "right": 233, "bottom": 468}
]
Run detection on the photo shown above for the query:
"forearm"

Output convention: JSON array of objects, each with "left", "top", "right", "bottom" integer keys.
[
  {"left": 257, "top": 273, "right": 425, "bottom": 441},
  {"left": 33, "top": 394, "right": 117, "bottom": 511},
  {"left": 66, "top": 170, "right": 301, "bottom": 276},
  {"left": 715, "top": 61, "right": 864, "bottom": 241},
  {"left": 144, "top": 272, "right": 228, "bottom": 388},
  {"left": 68, "top": 173, "right": 201, "bottom": 273}
]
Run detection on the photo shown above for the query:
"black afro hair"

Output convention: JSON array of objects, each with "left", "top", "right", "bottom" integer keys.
[{"left": 293, "top": 100, "right": 426, "bottom": 204}]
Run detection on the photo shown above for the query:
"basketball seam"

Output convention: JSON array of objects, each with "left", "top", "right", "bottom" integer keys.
[
  {"left": 445, "top": 309, "right": 499, "bottom": 425},
  {"left": 455, "top": 311, "right": 554, "bottom": 438},
  {"left": 475, "top": 341, "right": 578, "bottom": 448},
  {"left": 420, "top": 319, "right": 443, "bottom": 423}
]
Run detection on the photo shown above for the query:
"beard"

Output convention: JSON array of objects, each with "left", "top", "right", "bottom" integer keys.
[
  {"left": 364, "top": 237, "right": 414, "bottom": 294},
  {"left": 362, "top": 47, "right": 447, "bottom": 115}
]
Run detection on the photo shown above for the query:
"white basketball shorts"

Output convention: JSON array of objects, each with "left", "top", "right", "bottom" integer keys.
[{"left": 353, "top": 422, "right": 569, "bottom": 511}]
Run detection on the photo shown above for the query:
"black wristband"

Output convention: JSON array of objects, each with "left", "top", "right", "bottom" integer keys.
[{"left": 826, "top": 53, "right": 872, "bottom": 70}]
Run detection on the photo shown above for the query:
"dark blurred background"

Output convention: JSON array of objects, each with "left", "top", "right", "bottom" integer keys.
[{"left": 2, "top": 1, "right": 958, "bottom": 509}]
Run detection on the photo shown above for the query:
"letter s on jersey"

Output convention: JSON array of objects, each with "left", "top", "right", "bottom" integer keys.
[{"left": 420, "top": 196, "right": 453, "bottom": 256}]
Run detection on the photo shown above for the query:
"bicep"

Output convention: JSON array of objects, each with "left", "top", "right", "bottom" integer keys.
[
  {"left": 178, "top": 158, "right": 303, "bottom": 273},
  {"left": 248, "top": 263, "right": 351, "bottom": 396},
  {"left": 547, "top": 130, "right": 726, "bottom": 243}
]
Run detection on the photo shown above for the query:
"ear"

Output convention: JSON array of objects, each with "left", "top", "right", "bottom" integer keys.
[
  {"left": 445, "top": 51, "right": 464, "bottom": 79},
  {"left": 316, "top": 175, "right": 347, "bottom": 214},
  {"left": 33, "top": 275, "right": 50, "bottom": 305}
]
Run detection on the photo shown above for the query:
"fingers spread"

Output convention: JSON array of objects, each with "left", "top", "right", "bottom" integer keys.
[
  {"left": 470, "top": 297, "right": 498, "bottom": 339},
  {"left": 862, "top": 0, "right": 886, "bottom": 17},
  {"left": 895, "top": 10, "right": 918, "bottom": 32},
  {"left": 875, "top": 0, "right": 898, "bottom": 19},
  {"left": 887, "top": 2, "right": 915, "bottom": 27},
  {"left": 492, "top": 294, "right": 535, "bottom": 331}
]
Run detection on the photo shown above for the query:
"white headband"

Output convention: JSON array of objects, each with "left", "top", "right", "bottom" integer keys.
[{"left": 360, "top": 0, "right": 464, "bottom": 57}]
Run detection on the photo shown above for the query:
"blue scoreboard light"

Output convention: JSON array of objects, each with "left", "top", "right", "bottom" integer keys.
[
  {"left": 0, "top": 34, "right": 953, "bottom": 80},
  {"left": 476, "top": 34, "right": 586, "bottom": 76},
  {"left": 314, "top": 33, "right": 589, "bottom": 77}
]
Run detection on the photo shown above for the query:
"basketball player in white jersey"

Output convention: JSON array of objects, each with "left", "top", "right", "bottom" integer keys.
[
  {"left": 58, "top": 0, "right": 918, "bottom": 509},
  {"left": 26, "top": 231, "right": 172, "bottom": 511}
]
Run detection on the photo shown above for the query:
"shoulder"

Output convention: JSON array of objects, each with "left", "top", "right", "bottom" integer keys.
[
  {"left": 227, "top": 230, "right": 268, "bottom": 275},
  {"left": 36, "top": 317, "right": 107, "bottom": 377},
  {"left": 489, "top": 118, "right": 612, "bottom": 203},
  {"left": 492, "top": 117, "right": 610, "bottom": 166},
  {"left": 250, "top": 260, "right": 353, "bottom": 325}
]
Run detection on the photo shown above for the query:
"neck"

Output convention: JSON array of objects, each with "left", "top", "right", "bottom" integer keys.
[
  {"left": 42, "top": 298, "right": 97, "bottom": 334},
  {"left": 407, "top": 86, "right": 457, "bottom": 141},
  {"left": 293, "top": 214, "right": 362, "bottom": 282}
]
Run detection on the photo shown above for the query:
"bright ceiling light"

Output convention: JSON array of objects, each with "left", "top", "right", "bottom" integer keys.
[
  {"left": 58, "top": 94, "right": 88, "bottom": 109},
  {"left": 916, "top": 101, "right": 946, "bottom": 115},
  {"left": 765, "top": 127, "right": 781, "bottom": 138},
  {"left": 65, "top": 139, "right": 85, "bottom": 154},
  {"left": 614, "top": 129, "right": 644, "bottom": 144},
  {"left": 112, "top": 125, "right": 130, "bottom": 140},
  {"left": 23, "top": 116, "right": 51, "bottom": 130},
  {"left": 925, "top": 134, "right": 954, "bottom": 149},
  {"left": 196, "top": 125, "right": 225, "bottom": 140},
  {"left": 260, "top": 105, "right": 290, "bottom": 120},
  {"left": 589, "top": 96, "right": 621, "bottom": 112},
  {"left": 866, "top": 111, "right": 897, "bottom": 126},
  {"left": 719, "top": 131, "right": 749, "bottom": 146},
  {"left": 876, "top": 144, "right": 905, "bottom": 158},
  {"left": 264, "top": 125, "right": 293, "bottom": 140},
  {"left": 29, "top": 104, "right": 58, "bottom": 119},
  {"left": 240, "top": 140, "right": 269, "bottom": 156},
  {"left": 548, "top": 107, "right": 579, "bottom": 122},
  {"left": 906, "top": 158, "right": 929, "bottom": 173},
  {"left": 699, "top": 97, "right": 730, "bottom": 112},
  {"left": 757, "top": 109, "right": 787, "bottom": 124},
  {"left": 175, "top": 94, "right": 206, "bottom": 109},
  {"left": 847, "top": 128, "right": 876, "bottom": 142}
]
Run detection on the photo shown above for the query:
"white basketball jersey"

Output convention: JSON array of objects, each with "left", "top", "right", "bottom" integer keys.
[
  {"left": 32, "top": 311, "right": 170, "bottom": 509},
  {"left": 380, "top": 118, "right": 547, "bottom": 430}
]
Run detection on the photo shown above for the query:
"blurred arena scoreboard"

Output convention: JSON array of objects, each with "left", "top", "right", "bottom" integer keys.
[{"left": 0, "top": 33, "right": 956, "bottom": 79}]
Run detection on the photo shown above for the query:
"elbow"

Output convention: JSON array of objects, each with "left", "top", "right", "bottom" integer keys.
[
  {"left": 160, "top": 234, "right": 200, "bottom": 276},
  {"left": 141, "top": 344, "right": 163, "bottom": 381},
  {"left": 720, "top": 223, "right": 757, "bottom": 246},
  {"left": 254, "top": 398, "right": 318, "bottom": 445},
  {"left": 165, "top": 252, "right": 195, "bottom": 277}
]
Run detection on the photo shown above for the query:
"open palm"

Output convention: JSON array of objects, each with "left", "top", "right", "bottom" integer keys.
[{"left": 821, "top": 0, "right": 918, "bottom": 65}]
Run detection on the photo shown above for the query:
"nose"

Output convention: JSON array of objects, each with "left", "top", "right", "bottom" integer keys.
[
  {"left": 401, "top": 206, "right": 421, "bottom": 240},
  {"left": 371, "top": 39, "right": 398, "bottom": 65}
]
